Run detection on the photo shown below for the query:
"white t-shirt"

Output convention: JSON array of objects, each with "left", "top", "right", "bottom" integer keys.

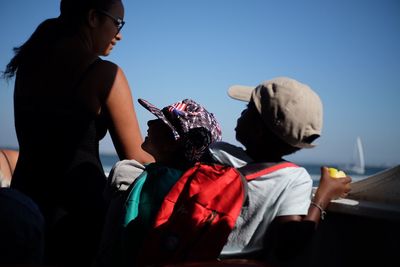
[{"left": 208, "top": 142, "right": 313, "bottom": 257}]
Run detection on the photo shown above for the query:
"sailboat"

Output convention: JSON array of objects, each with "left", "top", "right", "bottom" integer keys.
[{"left": 345, "top": 136, "right": 365, "bottom": 174}]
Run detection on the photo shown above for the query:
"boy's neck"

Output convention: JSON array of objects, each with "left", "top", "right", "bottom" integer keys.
[
  {"left": 156, "top": 158, "right": 190, "bottom": 171},
  {"left": 245, "top": 148, "right": 284, "bottom": 163}
]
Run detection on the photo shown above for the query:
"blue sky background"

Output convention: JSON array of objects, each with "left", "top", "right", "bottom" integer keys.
[{"left": 1, "top": 0, "right": 399, "bottom": 167}]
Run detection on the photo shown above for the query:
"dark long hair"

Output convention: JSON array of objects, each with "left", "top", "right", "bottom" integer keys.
[{"left": 2, "top": 0, "right": 121, "bottom": 80}]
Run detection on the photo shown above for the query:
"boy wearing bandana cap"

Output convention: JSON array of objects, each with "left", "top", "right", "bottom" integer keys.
[{"left": 96, "top": 98, "right": 222, "bottom": 266}]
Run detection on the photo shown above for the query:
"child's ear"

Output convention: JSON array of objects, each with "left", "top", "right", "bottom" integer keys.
[
  {"left": 161, "top": 137, "right": 181, "bottom": 154},
  {"left": 254, "top": 123, "right": 267, "bottom": 139}
]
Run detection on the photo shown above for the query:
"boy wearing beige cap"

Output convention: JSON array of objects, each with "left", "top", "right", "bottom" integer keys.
[{"left": 208, "top": 77, "right": 351, "bottom": 262}]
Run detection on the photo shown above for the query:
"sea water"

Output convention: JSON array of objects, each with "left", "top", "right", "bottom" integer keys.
[
  {"left": 300, "top": 164, "right": 388, "bottom": 186},
  {"left": 100, "top": 154, "right": 388, "bottom": 186}
]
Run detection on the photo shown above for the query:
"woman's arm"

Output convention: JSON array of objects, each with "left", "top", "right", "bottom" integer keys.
[
  {"left": 104, "top": 67, "right": 154, "bottom": 164},
  {"left": 86, "top": 60, "right": 154, "bottom": 164}
]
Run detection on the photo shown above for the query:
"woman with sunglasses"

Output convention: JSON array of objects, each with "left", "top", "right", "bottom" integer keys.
[{"left": 2, "top": 0, "right": 153, "bottom": 265}]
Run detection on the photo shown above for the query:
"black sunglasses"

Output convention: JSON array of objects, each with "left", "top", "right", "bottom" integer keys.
[{"left": 98, "top": 10, "right": 125, "bottom": 34}]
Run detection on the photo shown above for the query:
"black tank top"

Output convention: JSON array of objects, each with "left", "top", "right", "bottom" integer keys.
[{"left": 11, "top": 58, "right": 108, "bottom": 219}]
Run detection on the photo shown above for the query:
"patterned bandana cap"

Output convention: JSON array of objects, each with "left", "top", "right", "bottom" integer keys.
[{"left": 138, "top": 98, "right": 222, "bottom": 161}]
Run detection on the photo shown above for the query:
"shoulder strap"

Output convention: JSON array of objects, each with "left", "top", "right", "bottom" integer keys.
[
  {"left": 239, "top": 162, "right": 299, "bottom": 181},
  {"left": 73, "top": 57, "right": 102, "bottom": 90}
]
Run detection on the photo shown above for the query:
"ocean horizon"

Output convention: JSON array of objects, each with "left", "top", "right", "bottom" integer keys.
[{"left": 100, "top": 153, "right": 389, "bottom": 186}]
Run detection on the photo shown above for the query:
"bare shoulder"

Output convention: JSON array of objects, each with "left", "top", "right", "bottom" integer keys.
[
  {"left": 90, "top": 59, "right": 127, "bottom": 87},
  {"left": 0, "top": 149, "right": 19, "bottom": 185},
  {"left": 0, "top": 149, "right": 19, "bottom": 170},
  {"left": 80, "top": 59, "right": 124, "bottom": 95},
  {"left": 92, "top": 59, "right": 120, "bottom": 76}
]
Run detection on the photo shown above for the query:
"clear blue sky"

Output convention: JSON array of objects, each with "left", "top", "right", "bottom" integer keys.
[{"left": 1, "top": 0, "right": 399, "bottom": 167}]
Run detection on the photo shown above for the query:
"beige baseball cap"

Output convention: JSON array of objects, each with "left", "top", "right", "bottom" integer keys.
[{"left": 228, "top": 77, "right": 323, "bottom": 148}]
